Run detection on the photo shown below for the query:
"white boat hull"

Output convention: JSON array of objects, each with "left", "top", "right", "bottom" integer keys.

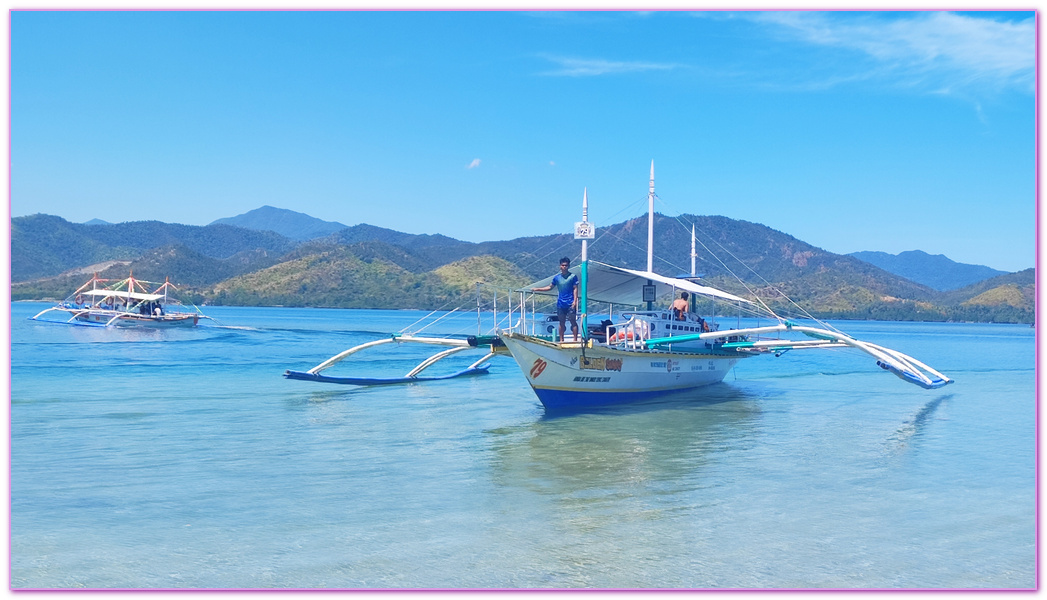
[
  {"left": 499, "top": 332, "right": 744, "bottom": 410},
  {"left": 71, "top": 310, "right": 200, "bottom": 328}
]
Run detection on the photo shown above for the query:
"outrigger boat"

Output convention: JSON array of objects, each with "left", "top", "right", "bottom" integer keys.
[
  {"left": 498, "top": 163, "right": 951, "bottom": 409},
  {"left": 30, "top": 273, "right": 210, "bottom": 328},
  {"left": 285, "top": 163, "right": 951, "bottom": 410}
]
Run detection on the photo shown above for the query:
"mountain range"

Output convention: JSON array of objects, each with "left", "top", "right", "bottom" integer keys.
[
  {"left": 10, "top": 208, "right": 1034, "bottom": 323},
  {"left": 847, "top": 250, "right": 1009, "bottom": 291}
]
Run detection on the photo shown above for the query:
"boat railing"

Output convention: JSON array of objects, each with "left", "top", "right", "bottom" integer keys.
[
  {"left": 602, "top": 311, "right": 723, "bottom": 351},
  {"left": 605, "top": 315, "right": 653, "bottom": 350},
  {"left": 621, "top": 310, "right": 717, "bottom": 329},
  {"left": 484, "top": 287, "right": 730, "bottom": 347}
]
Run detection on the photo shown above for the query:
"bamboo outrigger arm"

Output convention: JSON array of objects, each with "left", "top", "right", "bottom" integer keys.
[
  {"left": 305, "top": 334, "right": 472, "bottom": 375},
  {"left": 284, "top": 334, "right": 497, "bottom": 386},
  {"left": 645, "top": 322, "right": 952, "bottom": 390}
]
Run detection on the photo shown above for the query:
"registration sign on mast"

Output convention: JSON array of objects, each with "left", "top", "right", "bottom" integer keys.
[{"left": 574, "top": 220, "right": 595, "bottom": 240}]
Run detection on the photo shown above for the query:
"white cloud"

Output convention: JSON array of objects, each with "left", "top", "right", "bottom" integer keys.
[
  {"left": 750, "top": 11, "right": 1035, "bottom": 94},
  {"left": 467, "top": 158, "right": 481, "bottom": 169},
  {"left": 538, "top": 54, "right": 678, "bottom": 77}
]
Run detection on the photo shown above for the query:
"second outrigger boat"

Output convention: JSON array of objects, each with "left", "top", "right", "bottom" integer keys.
[{"left": 30, "top": 273, "right": 210, "bottom": 328}]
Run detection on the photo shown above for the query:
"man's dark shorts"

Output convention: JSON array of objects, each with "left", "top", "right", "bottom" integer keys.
[{"left": 556, "top": 304, "right": 578, "bottom": 327}]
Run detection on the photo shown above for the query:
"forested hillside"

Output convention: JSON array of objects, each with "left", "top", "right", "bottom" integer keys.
[
  {"left": 11, "top": 213, "right": 1034, "bottom": 323},
  {"left": 12, "top": 214, "right": 296, "bottom": 281}
]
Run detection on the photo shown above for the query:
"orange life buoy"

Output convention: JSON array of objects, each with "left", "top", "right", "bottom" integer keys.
[{"left": 610, "top": 330, "right": 635, "bottom": 343}]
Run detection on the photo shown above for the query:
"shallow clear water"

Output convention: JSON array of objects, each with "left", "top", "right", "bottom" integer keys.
[{"left": 10, "top": 303, "right": 1036, "bottom": 589}]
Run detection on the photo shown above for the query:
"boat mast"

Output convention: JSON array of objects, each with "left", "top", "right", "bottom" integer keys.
[
  {"left": 580, "top": 188, "right": 590, "bottom": 339},
  {"left": 690, "top": 224, "right": 697, "bottom": 314},
  {"left": 646, "top": 161, "right": 655, "bottom": 311},
  {"left": 691, "top": 224, "right": 696, "bottom": 277},
  {"left": 647, "top": 161, "right": 655, "bottom": 272}
]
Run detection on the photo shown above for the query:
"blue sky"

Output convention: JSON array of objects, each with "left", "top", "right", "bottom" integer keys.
[{"left": 11, "top": 10, "right": 1036, "bottom": 272}]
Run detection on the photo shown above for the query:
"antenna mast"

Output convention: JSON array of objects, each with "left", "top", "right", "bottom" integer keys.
[
  {"left": 691, "top": 223, "right": 696, "bottom": 277},
  {"left": 647, "top": 161, "right": 655, "bottom": 273}
]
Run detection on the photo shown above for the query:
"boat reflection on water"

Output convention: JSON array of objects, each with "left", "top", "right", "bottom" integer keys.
[
  {"left": 486, "top": 383, "right": 766, "bottom": 497},
  {"left": 884, "top": 393, "right": 955, "bottom": 456}
]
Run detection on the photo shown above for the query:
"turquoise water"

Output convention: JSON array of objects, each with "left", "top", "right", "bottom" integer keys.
[{"left": 10, "top": 303, "right": 1036, "bottom": 589}]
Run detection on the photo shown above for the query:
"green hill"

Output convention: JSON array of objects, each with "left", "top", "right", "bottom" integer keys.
[
  {"left": 209, "top": 246, "right": 454, "bottom": 309},
  {"left": 207, "top": 251, "right": 531, "bottom": 310},
  {"left": 10, "top": 244, "right": 283, "bottom": 302},
  {"left": 12, "top": 214, "right": 296, "bottom": 282},
  {"left": 434, "top": 256, "right": 531, "bottom": 292}
]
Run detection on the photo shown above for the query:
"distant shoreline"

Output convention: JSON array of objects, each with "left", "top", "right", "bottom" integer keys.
[{"left": 11, "top": 300, "right": 1033, "bottom": 325}]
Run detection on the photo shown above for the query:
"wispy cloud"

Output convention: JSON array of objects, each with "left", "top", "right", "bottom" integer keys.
[
  {"left": 538, "top": 54, "right": 678, "bottom": 77},
  {"left": 749, "top": 11, "right": 1035, "bottom": 94},
  {"left": 466, "top": 158, "right": 481, "bottom": 169}
]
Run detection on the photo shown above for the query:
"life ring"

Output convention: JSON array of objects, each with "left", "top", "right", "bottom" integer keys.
[{"left": 610, "top": 330, "right": 635, "bottom": 343}]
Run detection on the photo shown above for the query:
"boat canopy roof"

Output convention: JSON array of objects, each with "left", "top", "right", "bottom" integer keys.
[
  {"left": 80, "top": 288, "right": 164, "bottom": 302},
  {"left": 521, "top": 261, "right": 754, "bottom": 306}
]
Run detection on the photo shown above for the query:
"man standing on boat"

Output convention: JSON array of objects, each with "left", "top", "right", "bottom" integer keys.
[{"left": 532, "top": 257, "right": 580, "bottom": 342}]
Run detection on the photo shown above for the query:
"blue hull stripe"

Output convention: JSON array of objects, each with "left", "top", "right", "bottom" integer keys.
[{"left": 532, "top": 383, "right": 718, "bottom": 410}]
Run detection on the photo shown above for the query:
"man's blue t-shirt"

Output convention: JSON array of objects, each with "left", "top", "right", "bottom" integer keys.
[{"left": 552, "top": 273, "right": 579, "bottom": 309}]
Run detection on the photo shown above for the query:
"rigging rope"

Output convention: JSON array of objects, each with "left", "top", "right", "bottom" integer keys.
[
  {"left": 587, "top": 193, "right": 779, "bottom": 320},
  {"left": 652, "top": 193, "right": 841, "bottom": 332},
  {"left": 403, "top": 306, "right": 462, "bottom": 336},
  {"left": 399, "top": 296, "right": 465, "bottom": 334}
]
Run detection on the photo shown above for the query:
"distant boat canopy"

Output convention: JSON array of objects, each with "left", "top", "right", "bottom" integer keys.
[{"left": 78, "top": 288, "right": 165, "bottom": 303}]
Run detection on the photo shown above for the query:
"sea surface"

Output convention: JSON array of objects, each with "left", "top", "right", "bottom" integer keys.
[{"left": 9, "top": 303, "right": 1037, "bottom": 589}]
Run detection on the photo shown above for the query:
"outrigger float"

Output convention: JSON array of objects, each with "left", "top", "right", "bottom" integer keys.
[
  {"left": 285, "top": 163, "right": 951, "bottom": 409},
  {"left": 30, "top": 273, "right": 211, "bottom": 328}
]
